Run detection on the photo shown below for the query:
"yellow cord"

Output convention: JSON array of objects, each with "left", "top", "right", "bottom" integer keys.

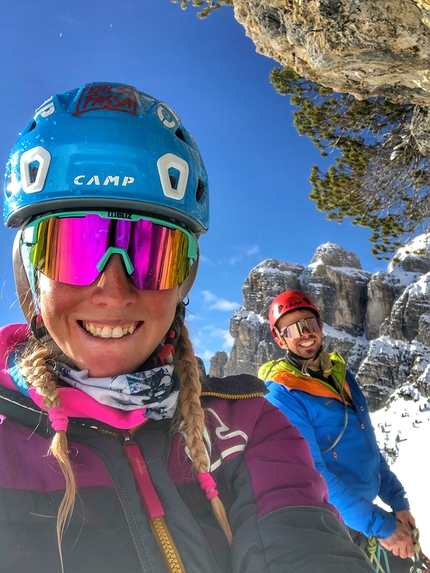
[{"left": 367, "top": 536, "right": 388, "bottom": 573}]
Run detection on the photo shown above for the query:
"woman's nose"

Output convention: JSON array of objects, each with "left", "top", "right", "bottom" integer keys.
[{"left": 91, "top": 254, "right": 138, "bottom": 307}]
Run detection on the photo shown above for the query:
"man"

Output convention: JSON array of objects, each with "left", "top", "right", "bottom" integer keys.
[{"left": 259, "top": 290, "right": 421, "bottom": 572}]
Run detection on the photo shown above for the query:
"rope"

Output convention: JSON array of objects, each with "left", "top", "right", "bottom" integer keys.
[
  {"left": 412, "top": 528, "right": 422, "bottom": 559},
  {"left": 367, "top": 536, "right": 391, "bottom": 573},
  {"left": 411, "top": 528, "right": 430, "bottom": 572}
]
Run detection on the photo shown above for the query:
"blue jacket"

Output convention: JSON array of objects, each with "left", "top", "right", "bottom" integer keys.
[{"left": 259, "top": 354, "right": 409, "bottom": 539}]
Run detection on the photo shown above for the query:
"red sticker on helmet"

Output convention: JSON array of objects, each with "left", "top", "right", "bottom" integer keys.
[{"left": 74, "top": 84, "right": 138, "bottom": 116}]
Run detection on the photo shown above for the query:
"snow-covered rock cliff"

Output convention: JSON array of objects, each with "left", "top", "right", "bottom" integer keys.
[{"left": 213, "top": 234, "right": 430, "bottom": 411}]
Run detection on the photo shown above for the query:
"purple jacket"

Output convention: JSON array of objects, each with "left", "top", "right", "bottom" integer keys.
[{"left": 0, "top": 324, "right": 374, "bottom": 573}]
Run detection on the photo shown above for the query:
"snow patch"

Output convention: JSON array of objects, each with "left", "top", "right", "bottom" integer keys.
[{"left": 371, "top": 391, "right": 430, "bottom": 550}]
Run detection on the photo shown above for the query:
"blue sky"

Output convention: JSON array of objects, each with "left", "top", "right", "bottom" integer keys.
[{"left": 0, "top": 0, "right": 387, "bottom": 368}]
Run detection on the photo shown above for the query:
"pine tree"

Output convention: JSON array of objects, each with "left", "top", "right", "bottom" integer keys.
[
  {"left": 271, "top": 67, "right": 430, "bottom": 259},
  {"left": 172, "top": 0, "right": 232, "bottom": 18}
]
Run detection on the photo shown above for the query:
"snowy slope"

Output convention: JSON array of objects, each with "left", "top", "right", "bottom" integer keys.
[{"left": 371, "top": 392, "right": 430, "bottom": 553}]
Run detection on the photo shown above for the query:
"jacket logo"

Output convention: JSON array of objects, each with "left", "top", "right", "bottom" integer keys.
[
  {"left": 180, "top": 410, "right": 249, "bottom": 472},
  {"left": 204, "top": 408, "right": 249, "bottom": 472}
]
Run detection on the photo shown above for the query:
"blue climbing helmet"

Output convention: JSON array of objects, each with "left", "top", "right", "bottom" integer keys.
[
  {"left": 4, "top": 82, "right": 209, "bottom": 235},
  {"left": 5, "top": 83, "right": 209, "bottom": 324}
]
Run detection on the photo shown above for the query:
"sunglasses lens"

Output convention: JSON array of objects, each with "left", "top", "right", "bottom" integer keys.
[
  {"left": 29, "top": 215, "right": 108, "bottom": 286},
  {"left": 283, "top": 322, "right": 301, "bottom": 339},
  {"left": 282, "top": 317, "right": 320, "bottom": 339},
  {"left": 128, "top": 219, "right": 191, "bottom": 290},
  {"left": 26, "top": 213, "right": 194, "bottom": 290}
]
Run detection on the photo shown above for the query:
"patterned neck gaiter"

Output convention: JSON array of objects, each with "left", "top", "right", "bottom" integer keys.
[{"left": 51, "top": 362, "right": 179, "bottom": 420}]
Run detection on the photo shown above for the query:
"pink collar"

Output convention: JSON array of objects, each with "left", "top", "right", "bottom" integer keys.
[{"left": 29, "top": 386, "right": 149, "bottom": 430}]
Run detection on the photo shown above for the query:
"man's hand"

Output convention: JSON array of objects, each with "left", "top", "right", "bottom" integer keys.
[
  {"left": 378, "top": 516, "right": 416, "bottom": 559},
  {"left": 394, "top": 509, "right": 416, "bottom": 531}
]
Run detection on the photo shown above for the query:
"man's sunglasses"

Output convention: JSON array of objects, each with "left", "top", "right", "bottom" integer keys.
[
  {"left": 21, "top": 211, "right": 198, "bottom": 290},
  {"left": 278, "top": 317, "right": 322, "bottom": 340}
]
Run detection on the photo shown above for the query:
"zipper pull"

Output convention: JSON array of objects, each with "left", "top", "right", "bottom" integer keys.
[
  {"left": 122, "top": 430, "right": 133, "bottom": 445},
  {"left": 123, "top": 435, "right": 164, "bottom": 519}
]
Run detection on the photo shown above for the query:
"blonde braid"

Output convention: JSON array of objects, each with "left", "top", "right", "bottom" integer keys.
[
  {"left": 174, "top": 324, "right": 233, "bottom": 544},
  {"left": 20, "top": 336, "right": 76, "bottom": 573}
]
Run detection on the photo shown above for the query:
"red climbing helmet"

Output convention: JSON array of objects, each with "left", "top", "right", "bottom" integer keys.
[{"left": 268, "top": 290, "right": 320, "bottom": 336}]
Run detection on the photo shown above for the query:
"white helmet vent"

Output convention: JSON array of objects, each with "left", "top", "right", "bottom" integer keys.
[
  {"left": 20, "top": 146, "right": 51, "bottom": 194},
  {"left": 157, "top": 153, "right": 189, "bottom": 201}
]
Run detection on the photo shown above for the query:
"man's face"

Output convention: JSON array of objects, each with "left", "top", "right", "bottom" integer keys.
[{"left": 274, "top": 309, "right": 323, "bottom": 361}]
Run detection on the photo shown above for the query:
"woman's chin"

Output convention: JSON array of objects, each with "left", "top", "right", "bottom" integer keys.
[{"left": 69, "top": 351, "right": 145, "bottom": 378}]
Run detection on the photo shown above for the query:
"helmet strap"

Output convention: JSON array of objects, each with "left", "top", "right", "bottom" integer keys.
[
  {"left": 30, "top": 313, "right": 50, "bottom": 342},
  {"left": 138, "top": 303, "right": 186, "bottom": 371}
]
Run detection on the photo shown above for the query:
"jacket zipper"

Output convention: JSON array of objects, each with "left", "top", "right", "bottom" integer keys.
[{"left": 123, "top": 431, "right": 187, "bottom": 573}]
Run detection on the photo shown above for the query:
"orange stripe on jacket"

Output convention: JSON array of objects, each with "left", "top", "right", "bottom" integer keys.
[{"left": 272, "top": 370, "right": 353, "bottom": 404}]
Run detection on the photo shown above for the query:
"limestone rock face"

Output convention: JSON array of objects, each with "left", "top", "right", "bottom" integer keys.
[
  {"left": 417, "top": 313, "right": 430, "bottom": 346},
  {"left": 217, "top": 234, "right": 430, "bottom": 410},
  {"left": 303, "top": 243, "right": 371, "bottom": 337},
  {"left": 365, "top": 273, "right": 405, "bottom": 340},
  {"left": 380, "top": 273, "right": 430, "bottom": 341},
  {"left": 233, "top": 0, "right": 430, "bottom": 105},
  {"left": 242, "top": 258, "right": 304, "bottom": 317},
  {"left": 357, "top": 336, "right": 429, "bottom": 410},
  {"left": 310, "top": 242, "right": 362, "bottom": 269},
  {"left": 387, "top": 234, "right": 430, "bottom": 274},
  {"left": 209, "top": 351, "right": 228, "bottom": 377}
]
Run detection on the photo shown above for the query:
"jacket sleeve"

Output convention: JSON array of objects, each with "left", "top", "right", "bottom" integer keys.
[
  {"left": 229, "top": 398, "right": 375, "bottom": 573},
  {"left": 378, "top": 451, "right": 410, "bottom": 512},
  {"left": 265, "top": 384, "right": 397, "bottom": 540},
  {"left": 346, "top": 372, "right": 410, "bottom": 515}
]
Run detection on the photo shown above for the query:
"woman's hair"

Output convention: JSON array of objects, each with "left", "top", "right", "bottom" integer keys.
[
  {"left": 18, "top": 319, "right": 232, "bottom": 568},
  {"left": 173, "top": 323, "right": 233, "bottom": 542},
  {"left": 19, "top": 338, "right": 76, "bottom": 573}
]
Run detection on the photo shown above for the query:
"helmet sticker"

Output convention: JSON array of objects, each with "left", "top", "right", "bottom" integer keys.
[
  {"left": 20, "top": 147, "right": 51, "bottom": 194},
  {"left": 157, "top": 153, "right": 189, "bottom": 200},
  {"left": 157, "top": 104, "right": 179, "bottom": 128},
  {"left": 34, "top": 97, "right": 55, "bottom": 119},
  {"left": 74, "top": 84, "right": 138, "bottom": 116}
]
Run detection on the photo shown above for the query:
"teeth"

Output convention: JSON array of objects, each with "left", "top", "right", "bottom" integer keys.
[
  {"left": 300, "top": 341, "right": 314, "bottom": 347},
  {"left": 83, "top": 322, "right": 137, "bottom": 339}
]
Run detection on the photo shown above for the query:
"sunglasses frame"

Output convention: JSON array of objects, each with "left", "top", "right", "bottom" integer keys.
[{"left": 21, "top": 209, "right": 199, "bottom": 288}]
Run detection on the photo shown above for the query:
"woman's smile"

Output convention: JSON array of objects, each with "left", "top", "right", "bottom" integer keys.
[{"left": 80, "top": 320, "right": 141, "bottom": 338}]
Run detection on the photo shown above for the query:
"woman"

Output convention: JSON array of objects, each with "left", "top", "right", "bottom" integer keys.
[{"left": 0, "top": 82, "right": 374, "bottom": 573}]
